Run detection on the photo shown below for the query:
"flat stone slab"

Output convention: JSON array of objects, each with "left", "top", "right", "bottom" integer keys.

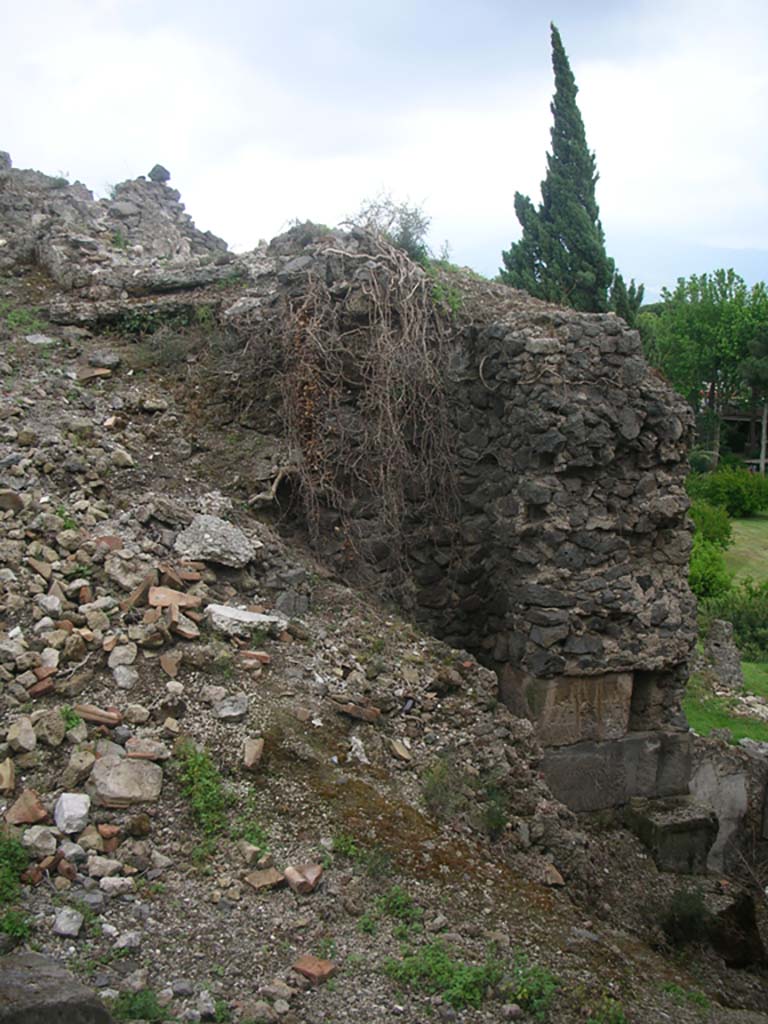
[
  {"left": 87, "top": 754, "right": 162, "bottom": 807},
  {"left": 0, "top": 950, "right": 113, "bottom": 1022},
  {"left": 206, "top": 604, "right": 287, "bottom": 639},
  {"left": 542, "top": 731, "right": 692, "bottom": 812}
]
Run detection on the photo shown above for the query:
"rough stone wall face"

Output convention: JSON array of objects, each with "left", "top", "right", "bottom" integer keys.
[
  {"left": 216, "top": 230, "right": 698, "bottom": 809},
  {"left": 399, "top": 303, "right": 697, "bottom": 804}
]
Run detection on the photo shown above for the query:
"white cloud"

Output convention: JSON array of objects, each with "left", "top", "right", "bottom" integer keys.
[{"left": 2, "top": 0, "right": 768, "bottom": 285}]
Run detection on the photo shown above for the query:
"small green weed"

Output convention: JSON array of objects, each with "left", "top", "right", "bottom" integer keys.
[
  {"left": 60, "top": 705, "right": 83, "bottom": 730},
  {"left": 662, "top": 982, "right": 710, "bottom": 1010},
  {"left": 176, "top": 741, "right": 232, "bottom": 840},
  {"left": 500, "top": 954, "right": 559, "bottom": 1021},
  {"left": 55, "top": 506, "right": 77, "bottom": 530},
  {"left": 331, "top": 833, "right": 392, "bottom": 878},
  {"left": 230, "top": 790, "right": 269, "bottom": 856},
  {"left": 112, "top": 229, "right": 128, "bottom": 250},
  {"left": 316, "top": 937, "right": 337, "bottom": 959},
  {"left": 422, "top": 752, "right": 466, "bottom": 820},
  {"left": 0, "top": 909, "right": 30, "bottom": 940},
  {"left": 214, "top": 998, "right": 232, "bottom": 1022},
  {"left": 0, "top": 835, "right": 28, "bottom": 904},
  {"left": 586, "top": 994, "right": 627, "bottom": 1023},
  {"left": 357, "top": 912, "right": 377, "bottom": 935},
  {"left": 249, "top": 626, "right": 269, "bottom": 647},
  {"left": 110, "top": 988, "right": 172, "bottom": 1021},
  {"left": 384, "top": 941, "right": 502, "bottom": 1009},
  {"left": 332, "top": 833, "right": 361, "bottom": 859},
  {"left": 376, "top": 885, "right": 422, "bottom": 925}
]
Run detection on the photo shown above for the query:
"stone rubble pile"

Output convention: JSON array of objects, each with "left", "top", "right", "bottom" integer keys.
[
  {"left": 0, "top": 324, "right": 580, "bottom": 1022},
  {"left": 0, "top": 151, "right": 231, "bottom": 300}
]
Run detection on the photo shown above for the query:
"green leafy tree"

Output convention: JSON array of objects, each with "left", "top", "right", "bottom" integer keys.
[
  {"left": 500, "top": 24, "right": 616, "bottom": 313},
  {"left": 739, "top": 291, "right": 768, "bottom": 473},
  {"left": 610, "top": 272, "right": 645, "bottom": 327},
  {"left": 641, "top": 269, "right": 761, "bottom": 466}
]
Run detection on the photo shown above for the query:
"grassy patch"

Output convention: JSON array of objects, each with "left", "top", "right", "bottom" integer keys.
[
  {"left": 384, "top": 941, "right": 503, "bottom": 1010},
  {"left": 661, "top": 981, "right": 710, "bottom": 1010},
  {"left": 742, "top": 660, "right": 768, "bottom": 698},
  {"left": 501, "top": 955, "right": 559, "bottom": 1021},
  {"left": 0, "top": 909, "right": 30, "bottom": 940},
  {"left": 724, "top": 513, "right": 768, "bottom": 582},
  {"left": 683, "top": 672, "right": 768, "bottom": 743},
  {"left": 0, "top": 300, "right": 48, "bottom": 334}
]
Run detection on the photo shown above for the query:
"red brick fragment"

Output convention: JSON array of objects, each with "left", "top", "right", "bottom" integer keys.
[
  {"left": 6, "top": 788, "right": 47, "bottom": 825},
  {"left": 284, "top": 863, "right": 323, "bottom": 895},
  {"left": 292, "top": 955, "right": 337, "bottom": 985},
  {"left": 149, "top": 586, "right": 201, "bottom": 609},
  {"left": 333, "top": 702, "right": 381, "bottom": 724}
]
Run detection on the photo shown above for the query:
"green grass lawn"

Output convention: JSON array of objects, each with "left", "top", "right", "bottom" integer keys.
[
  {"left": 724, "top": 512, "right": 768, "bottom": 582},
  {"left": 683, "top": 662, "right": 768, "bottom": 743}
]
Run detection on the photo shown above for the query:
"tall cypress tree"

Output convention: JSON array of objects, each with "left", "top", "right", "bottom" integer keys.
[{"left": 500, "top": 24, "right": 615, "bottom": 313}]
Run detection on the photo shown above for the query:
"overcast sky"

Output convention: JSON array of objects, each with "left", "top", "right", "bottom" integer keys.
[{"left": 4, "top": 0, "right": 768, "bottom": 297}]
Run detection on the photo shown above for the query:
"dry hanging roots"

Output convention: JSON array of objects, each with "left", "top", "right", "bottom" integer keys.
[{"left": 247, "top": 233, "right": 461, "bottom": 565}]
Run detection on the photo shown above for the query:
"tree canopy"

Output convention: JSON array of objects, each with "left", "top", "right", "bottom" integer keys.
[
  {"left": 640, "top": 269, "right": 768, "bottom": 465},
  {"left": 499, "top": 24, "right": 616, "bottom": 313}
]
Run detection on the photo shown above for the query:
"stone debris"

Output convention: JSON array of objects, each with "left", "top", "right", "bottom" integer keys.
[
  {"left": 243, "top": 736, "right": 265, "bottom": 771},
  {"left": 53, "top": 906, "right": 85, "bottom": 938},
  {"left": 174, "top": 514, "right": 260, "bottom": 568},
  {"left": 244, "top": 868, "right": 285, "bottom": 892},
  {"left": 292, "top": 954, "right": 337, "bottom": 985},
  {"left": 206, "top": 603, "right": 287, "bottom": 638},
  {"left": 54, "top": 792, "right": 91, "bottom": 833},
  {"left": 284, "top": 863, "right": 323, "bottom": 894},
  {"left": 6, "top": 788, "right": 47, "bottom": 825},
  {"left": 88, "top": 754, "right": 163, "bottom": 807}
]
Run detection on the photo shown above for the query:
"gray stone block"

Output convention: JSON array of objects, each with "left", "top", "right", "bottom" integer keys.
[
  {"left": 624, "top": 796, "right": 717, "bottom": 873},
  {"left": 0, "top": 951, "right": 113, "bottom": 1023},
  {"left": 541, "top": 731, "right": 692, "bottom": 812}
]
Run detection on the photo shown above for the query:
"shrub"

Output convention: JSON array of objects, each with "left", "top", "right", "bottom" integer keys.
[
  {"left": 689, "top": 499, "right": 732, "bottom": 548},
  {"left": 701, "top": 578, "right": 768, "bottom": 660},
  {"left": 384, "top": 941, "right": 503, "bottom": 1009},
  {"left": 689, "top": 535, "right": 731, "bottom": 599},
  {"left": 660, "top": 887, "right": 712, "bottom": 945},
  {"left": 346, "top": 194, "right": 431, "bottom": 265},
  {"left": 502, "top": 955, "right": 559, "bottom": 1021},
  {"left": 686, "top": 467, "right": 768, "bottom": 518},
  {"left": 422, "top": 752, "right": 466, "bottom": 820}
]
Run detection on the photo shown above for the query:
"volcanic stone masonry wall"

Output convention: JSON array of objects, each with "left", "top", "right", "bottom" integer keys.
[
  {"left": 0, "top": 163, "right": 700, "bottom": 812},
  {"left": 401, "top": 303, "right": 698, "bottom": 810}
]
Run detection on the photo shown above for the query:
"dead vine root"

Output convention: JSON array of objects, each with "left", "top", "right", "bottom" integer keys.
[{"left": 243, "top": 233, "right": 460, "bottom": 563}]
